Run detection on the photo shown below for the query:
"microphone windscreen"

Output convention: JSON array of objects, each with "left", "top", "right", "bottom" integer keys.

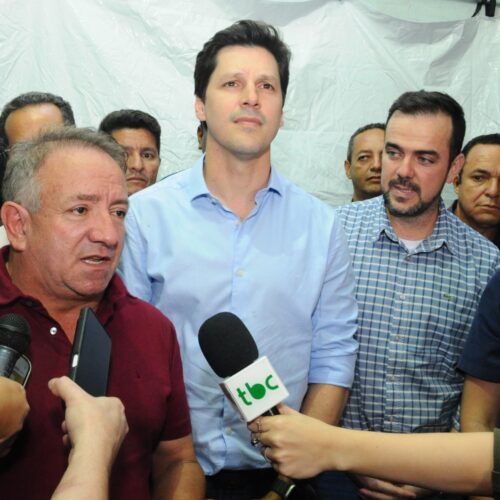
[
  {"left": 199, "top": 312, "right": 258, "bottom": 378},
  {"left": 0, "top": 313, "right": 31, "bottom": 355}
]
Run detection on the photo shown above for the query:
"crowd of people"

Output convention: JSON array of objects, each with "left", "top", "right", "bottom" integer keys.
[{"left": 0, "top": 18, "right": 498, "bottom": 500}]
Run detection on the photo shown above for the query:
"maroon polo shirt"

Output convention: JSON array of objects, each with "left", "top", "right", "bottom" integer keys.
[{"left": 0, "top": 247, "right": 191, "bottom": 500}]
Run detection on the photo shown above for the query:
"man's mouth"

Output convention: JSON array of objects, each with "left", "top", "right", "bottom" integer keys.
[
  {"left": 235, "top": 116, "right": 262, "bottom": 126},
  {"left": 127, "top": 176, "right": 147, "bottom": 184},
  {"left": 82, "top": 255, "right": 111, "bottom": 265}
]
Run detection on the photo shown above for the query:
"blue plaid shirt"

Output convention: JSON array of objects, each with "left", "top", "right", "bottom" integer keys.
[{"left": 336, "top": 196, "right": 500, "bottom": 433}]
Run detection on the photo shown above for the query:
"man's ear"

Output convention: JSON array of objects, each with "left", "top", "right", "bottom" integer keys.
[
  {"left": 195, "top": 96, "right": 206, "bottom": 122},
  {"left": 447, "top": 153, "right": 465, "bottom": 184},
  {"left": 344, "top": 160, "right": 352, "bottom": 180},
  {"left": 1, "top": 202, "right": 30, "bottom": 251}
]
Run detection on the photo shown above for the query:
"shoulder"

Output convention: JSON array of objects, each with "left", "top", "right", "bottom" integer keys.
[
  {"left": 445, "top": 210, "right": 499, "bottom": 262},
  {"left": 334, "top": 197, "right": 382, "bottom": 234}
]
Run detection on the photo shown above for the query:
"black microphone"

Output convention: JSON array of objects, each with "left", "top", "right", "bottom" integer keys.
[
  {"left": 0, "top": 313, "right": 31, "bottom": 377},
  {"left": 199, "top": 312, "right": 285, "bottom": 418}
]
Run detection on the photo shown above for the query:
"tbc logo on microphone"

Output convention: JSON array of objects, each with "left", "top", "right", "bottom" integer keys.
[
  {"left": 221, "top": 356, "right": 289, "bottom": 421},
  {"left": 237, "top": 374, "right": 279, "bottom": 406}
]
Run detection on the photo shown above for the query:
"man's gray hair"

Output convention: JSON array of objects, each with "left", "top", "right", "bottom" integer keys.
[{"left": 2, "top": 127, "right": 127, "bottom": 212}]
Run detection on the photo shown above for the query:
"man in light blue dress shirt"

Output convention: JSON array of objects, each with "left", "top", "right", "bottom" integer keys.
[{"left": 120, "top": 19, "right": 358, "bottom": 499}]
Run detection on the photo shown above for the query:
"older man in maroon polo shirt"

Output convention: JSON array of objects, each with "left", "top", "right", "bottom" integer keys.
[{"left": 0, "top": 127, "right": 204, "bottom": 499}]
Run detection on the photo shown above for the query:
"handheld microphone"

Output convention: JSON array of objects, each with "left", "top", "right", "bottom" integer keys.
[
  {"left": 0, "top": 313, "right": 31, "bottom": 377},
  {"left": 199, "top": 312, "right": 289, "bottom": 422}
]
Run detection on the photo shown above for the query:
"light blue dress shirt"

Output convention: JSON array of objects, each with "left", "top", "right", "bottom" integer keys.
[{"left": 120, "top": 158, "right": 358, "bottom": 474}]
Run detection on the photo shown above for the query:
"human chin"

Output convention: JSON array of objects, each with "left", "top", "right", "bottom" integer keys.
[{"left": 383, "top": 190, "right": 438, "bottom": 217}]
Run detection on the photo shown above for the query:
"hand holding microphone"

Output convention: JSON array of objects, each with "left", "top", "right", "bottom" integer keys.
[{"left": 199, "top": 313, "right": 315, "bottom": 499}]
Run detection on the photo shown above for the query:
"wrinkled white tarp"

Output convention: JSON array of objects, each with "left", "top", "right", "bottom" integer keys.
[{"left": 0, "top": 0, "right": 498, "bottom": 205}]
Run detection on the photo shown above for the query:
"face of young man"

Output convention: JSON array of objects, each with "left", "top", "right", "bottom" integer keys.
[
  {"left": 454, "top": 143, "right": 500, "bottom": 231},
  {"left": 195, "top": 45, "right": 284, "bottom": 162},
  {"left": 19, "top": 146, "right": 128, "bottom": 306},
  {"left": 5, "top": 103, "right": 65, "bottom": 146},
  {"left": 381, "top": 111, "right": 462, "bottom": 220},
  {"left": 345, "top": 128, "right": 384, "bottom": 201},
  {"left": 110, "top": 128, "right": 160, "bottom": 195}
]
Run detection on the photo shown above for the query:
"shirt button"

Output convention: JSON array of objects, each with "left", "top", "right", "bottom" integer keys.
[
  {"left": 49, "top": 327, "right": 57, "bottom": 336},
  {"left": 387, "top": 375, "right": 395, "bottom": 382},
  {"left": 236, "top": 270, "right": 245, "bottom": 277},
  {"left": 226, "top": 427, "right": 233, "bottom": 434},
  {"left": 400, "top": 294, "right": 406, "bottom": 301}
]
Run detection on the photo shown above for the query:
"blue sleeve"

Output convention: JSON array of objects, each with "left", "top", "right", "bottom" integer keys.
[
  {"left": 458, "top": 270, "right": 500, "bottom": 382},
  {"left": 308, "top": 212, "right": 359, "bottom": 388}
]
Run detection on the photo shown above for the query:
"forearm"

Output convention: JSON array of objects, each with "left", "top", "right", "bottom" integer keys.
[
  {"left": 51, "top": 446, "right": 112, "bottom": 500},
  {"left": 300, "top": 383, "right": 348, "bottom": 425},
  {"left": 461, "top": 377, "right": 500, "bottom": 432},
  {"left": 152, "top": 460, "right": 204, "bottom": 500},
  {"left": 332, "top": 428, "right": 493, "bottom": 495}
]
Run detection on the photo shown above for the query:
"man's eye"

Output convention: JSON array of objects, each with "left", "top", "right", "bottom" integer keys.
[
  {"left": 419, "top": 157, "right": 434, "bottom": 165},
  {"left": 143, "top": 152, "right": 156, "bottom": 160},
  {"left": 358, "top": 155, "right": 369, "bottom": 161},
  {"left": 73, "top": 207, "right": 87, "bottom": 215},
  {"left": 261, "top": 82, "right": 274, "bottom": 90},
  {"left": 224, "top": 81, "right": 237, "bottom": 87},
  {"left": 472, "top": 175, "right": 485, "bottom": 182},
  {"left": 114, "top": 209, "right": 127, "bottom": 218}
]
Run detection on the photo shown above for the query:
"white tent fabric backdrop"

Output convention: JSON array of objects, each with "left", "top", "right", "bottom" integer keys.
[{"left": 0, "top": 0, "right": 498, "bottom": 205}]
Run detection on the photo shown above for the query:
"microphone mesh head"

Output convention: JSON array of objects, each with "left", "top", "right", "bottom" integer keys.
[
  {"left": 198, "top": 312, "right": 258, "bottom": 378},
  {"left": 0, "top": 313, "right": 31, "bottom": 354}
]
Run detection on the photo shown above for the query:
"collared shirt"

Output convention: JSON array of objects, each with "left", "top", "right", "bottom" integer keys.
[
  {"left": 335, "top": 196, "right": 499, "bottom": 433},
  {"left": 0, "top": 248, "right": 191, "bottom": 500},
  {"left": 120, "top": 157, "right": 358, "bottom": 474}
]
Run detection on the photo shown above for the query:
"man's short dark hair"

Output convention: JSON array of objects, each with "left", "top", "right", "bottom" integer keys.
[
  {"left": 387, "top": 90, "right": 466, "bottom": 165},
  {"left": 99, "top": 109, "right": 162, "bottom": 153},
  {"left": 194, "top": 20, "right": 291, "bottom": 105},
  {"left": 456, "top": 133, "right": 500, "bottom": 184},
  {"left": 346, "top": 123, "right": 385, "bottom": 163}
]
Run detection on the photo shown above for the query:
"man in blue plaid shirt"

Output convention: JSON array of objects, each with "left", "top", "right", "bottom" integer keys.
[{"left": 315, "top": 91, "right": 500, "bottom": 500}]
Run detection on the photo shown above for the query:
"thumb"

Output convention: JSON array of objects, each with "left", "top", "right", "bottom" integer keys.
[{"left": 48, "top": 376, "right": 87, "bottom": 405}]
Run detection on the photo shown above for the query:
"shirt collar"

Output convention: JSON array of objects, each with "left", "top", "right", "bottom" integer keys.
[
  {"left": 186, "top": 155, "right": 283, "bottom": 202},
  {"left": 370, "top": 197, "right": 456, "bottom": 255}
]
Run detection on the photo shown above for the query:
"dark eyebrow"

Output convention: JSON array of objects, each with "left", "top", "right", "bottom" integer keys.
[
  {"left": 415, "top": 150, "right": 439, "bottom": 158},
  {"left": 385, "top": 142, "right": 439, "bottom": 157},
  {"left": 385, "top": 142, "right": 402, "bottom": 152},
  {"left": 469, "top": 168, "right": 491, "bottom": 176}
]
